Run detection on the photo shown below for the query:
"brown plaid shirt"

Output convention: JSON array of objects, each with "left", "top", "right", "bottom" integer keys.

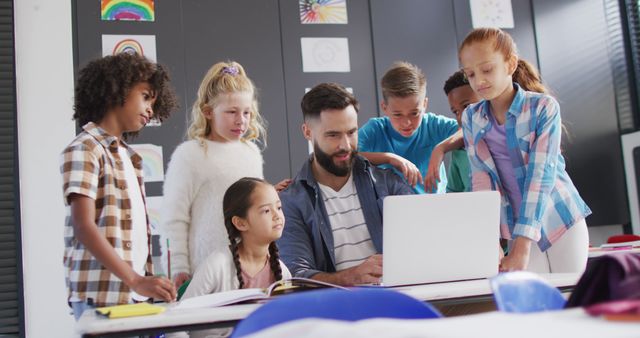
[{"left": 60, "top": 122, "right": 153, "bottom": 307}]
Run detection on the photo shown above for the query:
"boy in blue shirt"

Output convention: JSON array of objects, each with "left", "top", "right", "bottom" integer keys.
[{"left": 359, "top": 62, "right": 458, "bottom": 193}]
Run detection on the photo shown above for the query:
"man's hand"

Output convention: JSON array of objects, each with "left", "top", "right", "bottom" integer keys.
[{"left": 312, "top": 254, "right": 383, "bottom": 286}]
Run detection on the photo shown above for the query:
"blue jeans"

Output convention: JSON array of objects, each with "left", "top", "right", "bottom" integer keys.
[{"left": 71, "top": 301, "right": 93, "bottom": 321}]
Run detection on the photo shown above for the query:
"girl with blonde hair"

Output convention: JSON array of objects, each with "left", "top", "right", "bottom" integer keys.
[{"left": 161, "top": 61, "right": 268, "bottom": 287}]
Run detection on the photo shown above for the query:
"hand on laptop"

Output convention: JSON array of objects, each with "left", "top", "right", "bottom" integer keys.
[
  {"left": 343, "top": 254, "right": 383, "bottom": 285},
  {"left": 312, "top": 254, "right": 383, "bottom": 286},
  {"left": 499, "top": 237, "right": 531, "bottom": 271}
]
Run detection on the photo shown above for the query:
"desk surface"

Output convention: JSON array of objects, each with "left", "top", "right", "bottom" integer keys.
[
  {"left": 77, "top": 273, "right": 581, "bottom": 337},
  {"left": 246, "top": 308, "right": 640, "bottom": 338},
  {"left": 588, "top": 247, "right": 640, "bottom": 258},
  {"left": 394, "top": 273, "right": 578, "bottom": 302}
]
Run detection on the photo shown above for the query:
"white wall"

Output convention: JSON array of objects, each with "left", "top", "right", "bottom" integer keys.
[{"left": 14, "top": 0, "right": 76, "bottom": 337}]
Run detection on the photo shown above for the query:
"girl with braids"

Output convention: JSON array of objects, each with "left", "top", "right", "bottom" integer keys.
[
  {"left": 182, "top": 177, "right": 291, "bottom": 300},
  {"left": 457, "top": 28, "right": 591, "bottom": 273}
]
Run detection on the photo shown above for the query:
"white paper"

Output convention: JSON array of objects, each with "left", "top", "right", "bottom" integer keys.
[
  {"left": 470, "top": 0, "right": 514, "bottom": 29},
  {"left": 305, "top": 87, "right": 352, "bottom": 94},
  {"left": 301, "top": 38, "right": 350, "bottom": 73},
  {"left": 174, "top": 288, "right": 266, "bottom": 310},
  {"left": 130, "top": 143, "right": 164, "bottom": 182},
  {"left": 145, "top": 196, "right": 163, "bottom": 231},
  {"left": 102, "top": 34, "right": 157, "bottom": 62}
]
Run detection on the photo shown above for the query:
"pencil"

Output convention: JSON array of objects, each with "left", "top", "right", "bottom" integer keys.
[{"left": 167, "top": 238, "right": 171, "bottom": 280}]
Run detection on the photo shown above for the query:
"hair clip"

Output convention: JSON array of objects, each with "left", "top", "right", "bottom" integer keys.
[{"left": 222, "top": 66, "right": 239, "bottom": 76}]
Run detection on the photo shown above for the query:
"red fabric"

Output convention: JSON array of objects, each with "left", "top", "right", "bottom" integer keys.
[
  {"left": 607, "top": 234, "right": 640, "bottom": 244},
  {"left": 566, "top": 253, "right": 640, "bottom": 308},
  {"left": 586, "top": 300, "right": 640, "bottom": 315}
]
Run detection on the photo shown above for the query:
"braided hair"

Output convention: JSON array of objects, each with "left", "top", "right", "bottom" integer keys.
[
  {"left": 223, "top": 177, "right": 283, "bottom": 289},
  {"left": 268, "top": 242, "right": 283, "bottom": 282}
]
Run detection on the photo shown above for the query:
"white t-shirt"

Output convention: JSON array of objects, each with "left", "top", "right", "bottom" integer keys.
[
  {"left": 119, "top": 146, "right": 149, "bottom": 301},
  {"left": 318, "top": 174, "right": 376, "bottom": 271}
]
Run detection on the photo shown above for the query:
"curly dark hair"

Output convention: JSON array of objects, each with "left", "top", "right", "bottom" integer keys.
[
  {"left": 443, "top": 70, "right": 469, "bottom": 95},
  {"left": 73, "top": 53, "right": 178, "bottom": 127}
]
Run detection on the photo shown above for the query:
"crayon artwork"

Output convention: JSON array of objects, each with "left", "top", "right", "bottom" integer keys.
[
  {"left": 299, "top": 0, "right": 348, "bottom": 24},
  {"left": 101, "top": 0, "right": 155, "bottom": 22}
]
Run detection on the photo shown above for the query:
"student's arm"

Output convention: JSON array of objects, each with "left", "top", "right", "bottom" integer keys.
[
  {"left": 311, "top": 254, "right": 382, "bottom": 286},
  {"left": 160, "top": 145, "right": 196, "bottom": 287},
  {"left": 70, "top": 194, "right": 176, "bottom": 301},
  {"left": 358, "top": 121, "right": 422, "bottom": 187},
  {"left": 502, "top": 97, "right": 562, "bottom": 271},
  {"left": 424, "top": 129, "right": 464, "bottom": 192},
  {"left": 360, "top": 152, "right": 422, "bottom": 188}
]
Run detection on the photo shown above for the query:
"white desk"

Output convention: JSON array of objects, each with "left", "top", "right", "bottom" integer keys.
[
  {"left": 246, "top": 308, "right": 640, "bottom": 338},
  {"left": 395, "top": 273, "right": 578, "bottom": 302},
  {"left": 588, "top": 247, "right": 640, "bottom": 258},
  {"left": 77, "top": 273, "right": 581, "bottom": 337}
]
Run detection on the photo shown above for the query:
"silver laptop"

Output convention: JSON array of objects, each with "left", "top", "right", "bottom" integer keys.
[{"left": 382, "top": 191, "right": 501, "bottom": 286}]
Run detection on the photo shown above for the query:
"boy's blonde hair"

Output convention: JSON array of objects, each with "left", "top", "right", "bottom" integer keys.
[
  {"left": 381, "top": 61, "right": 427, "bottom": 102},
  {"left": 187, "top": 61, "right": 266, "bottom": 146}
]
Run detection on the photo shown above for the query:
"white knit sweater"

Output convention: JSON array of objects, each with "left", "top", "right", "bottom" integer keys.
[{"left": 160, "top": 139, "right": 263, "bottom": 275}]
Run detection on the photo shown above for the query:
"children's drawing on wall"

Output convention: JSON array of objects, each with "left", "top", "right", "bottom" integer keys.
[
  {"left": 469, "top": 0, "right": 514, "bottom": 28},
  {"left": 301, "top": 37, "right": 351, "bottom": 72},
  {"left": 101, "top": 0, "right": 155, "bottom": 22},
  {"left": 145, "top": 196, "right": 163, "bottom": 231},
  {"left": 299, "top": 0, "right": 348, "bottom": 24},
  {"left": 305, "top": 87, "right": 352, "bottom": 93},
  {"left": 130, "top": 143, "right": 165, "bottom": 182},
  {"left": 102, "top": 34, "right": 157, "bottom": 62}
]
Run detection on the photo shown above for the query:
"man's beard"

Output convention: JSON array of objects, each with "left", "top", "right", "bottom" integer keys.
[{"left": 313, "top": 141, "right": 357, "bottom": 177}]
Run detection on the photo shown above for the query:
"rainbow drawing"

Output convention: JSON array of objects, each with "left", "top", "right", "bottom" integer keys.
[
  {"left": 102, "top": 34, "right": 157, "bottom": 62},
  {"left": 299, "top": 0, "right": 348, "bottom": 24},
  {"left": 145, "top": 196, "right": 163, "bottom": 230},
  {"left": 113, "top": 38, "right": 144, "bottom": 56},
  {"left": 101, "top": 0, "right": 155, "bottom": 22},
  {"left": 131, "top": 144, "right": 164, "bottom": 183}
]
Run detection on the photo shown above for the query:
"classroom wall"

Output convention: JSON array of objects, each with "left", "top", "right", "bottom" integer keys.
[
  {"left": 532, "top": 0, "right": 629, "bottom": 227},
  {"left": 71, "top": 0, "right": 631, "bottom": 227},
  {"left": 14, "top": 0, "right": 77, "bottom": 337},
  {"left": 10, "top": 1, "right": 631, "bottom": 336}
]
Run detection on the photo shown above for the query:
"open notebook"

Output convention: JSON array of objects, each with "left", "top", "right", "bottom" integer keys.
[{"left": 174, "top": 277, "right": 347, "bottom": 310}]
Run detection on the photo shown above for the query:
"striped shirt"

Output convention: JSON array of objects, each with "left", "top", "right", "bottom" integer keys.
[
  {"left": 60, "top": 122, "right": 153, "bottom": 307},
  {"left": 318, "top": 175, "right": 376, "bottom": 271},
  {"left": 461, "top": 83, "right": 591, "bottom": 251}
]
